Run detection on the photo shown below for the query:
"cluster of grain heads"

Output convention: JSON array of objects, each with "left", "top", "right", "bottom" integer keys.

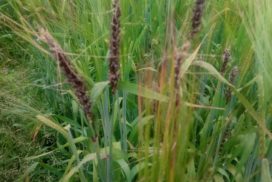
[
  {"left": 191, "top": 0, "right": 206, "bottom": 39},
  {"left": 225, "top": 66, "right": 239, "bottom": 102},
  {"left": 221, "top": 49, "right": 231, "bottom": 74},
  {"left": 38, "top": 28, "right": 94, "bottom": 131},
  {"left": 108, "top": 0, "right": 121, "bottom": 94}
]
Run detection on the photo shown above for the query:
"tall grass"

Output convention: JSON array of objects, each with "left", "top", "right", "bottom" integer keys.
[{"left": 1, "top": 0, "right": 272, "bottom": 181}]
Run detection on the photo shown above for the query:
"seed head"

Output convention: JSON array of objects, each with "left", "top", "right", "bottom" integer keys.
[
  {"left": 174, "top": 41, "right": 191, "bottom": 106},
  {"left": 38, "top": 28, "right": 92, "bottom": 120},
  {"left": 108, "top": 0, "right": 121, "bottom": 94},
  {"left": 191, "top": 0, "right": 206, "bottom": 39},
  {"left": 229, "top": 66, "right": 239, "bottom": 83},
  {"left": 221, "top": 49, "right": 231, "bottom": 74},
  {"left": 225, "top": 66, "right": 239, "bottom": 102}
]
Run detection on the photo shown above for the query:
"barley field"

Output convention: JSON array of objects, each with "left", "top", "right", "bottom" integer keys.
[{"left": 1, "top": 0, "right": 272, "bottom": 181}]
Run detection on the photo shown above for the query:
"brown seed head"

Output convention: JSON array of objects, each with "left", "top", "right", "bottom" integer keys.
[
  {"left": 221, "top": 49, "right": 231, "bottom": 74},
  {"left": 38, "top": 28, "right": 92, "bottom": 120},
  {"left": 190, "top": 0, "right": 205, "bottom": 39},
  {"left": 109, "top": 0, "right": 121, "bottom": 94},
  {"left": 225, "top": 66, "right": 239, "bottom": 102},
  {"left": 174, "top": 41, "right": 191, "bottom": 106}
]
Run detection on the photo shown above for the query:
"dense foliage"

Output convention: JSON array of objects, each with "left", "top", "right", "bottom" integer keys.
[{"left": 1, "top": 0, "right": 272, "bottom": 181}]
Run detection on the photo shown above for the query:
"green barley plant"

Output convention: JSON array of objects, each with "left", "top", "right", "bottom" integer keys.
[{"left": 1, "top": 0, "right": 272, "bottom": 181}]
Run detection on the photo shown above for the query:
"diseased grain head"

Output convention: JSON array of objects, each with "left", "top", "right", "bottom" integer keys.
[
  {"left": 108, "top": 0, "right": 121, "bottom": 94},
  {"left": 174, "top": 41, "right": 191, "bottom": 90},
  {"left": 174, "top": 41, "right": 191, "bottom": 106},
  {"left": 225, "top": 66, "right": 239, "bottom": 102},
  {"left": 221, "top": 49, "right": 231, "bottom": 74},
  {"left": 38, "top": 28, "right": 93, "bottom": 121},
  {"left": 190, "top": 0, "right": 206, "bottom": 39},
  {"left": 229, "top": 66, "right": 239, "bottom": 84}
]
